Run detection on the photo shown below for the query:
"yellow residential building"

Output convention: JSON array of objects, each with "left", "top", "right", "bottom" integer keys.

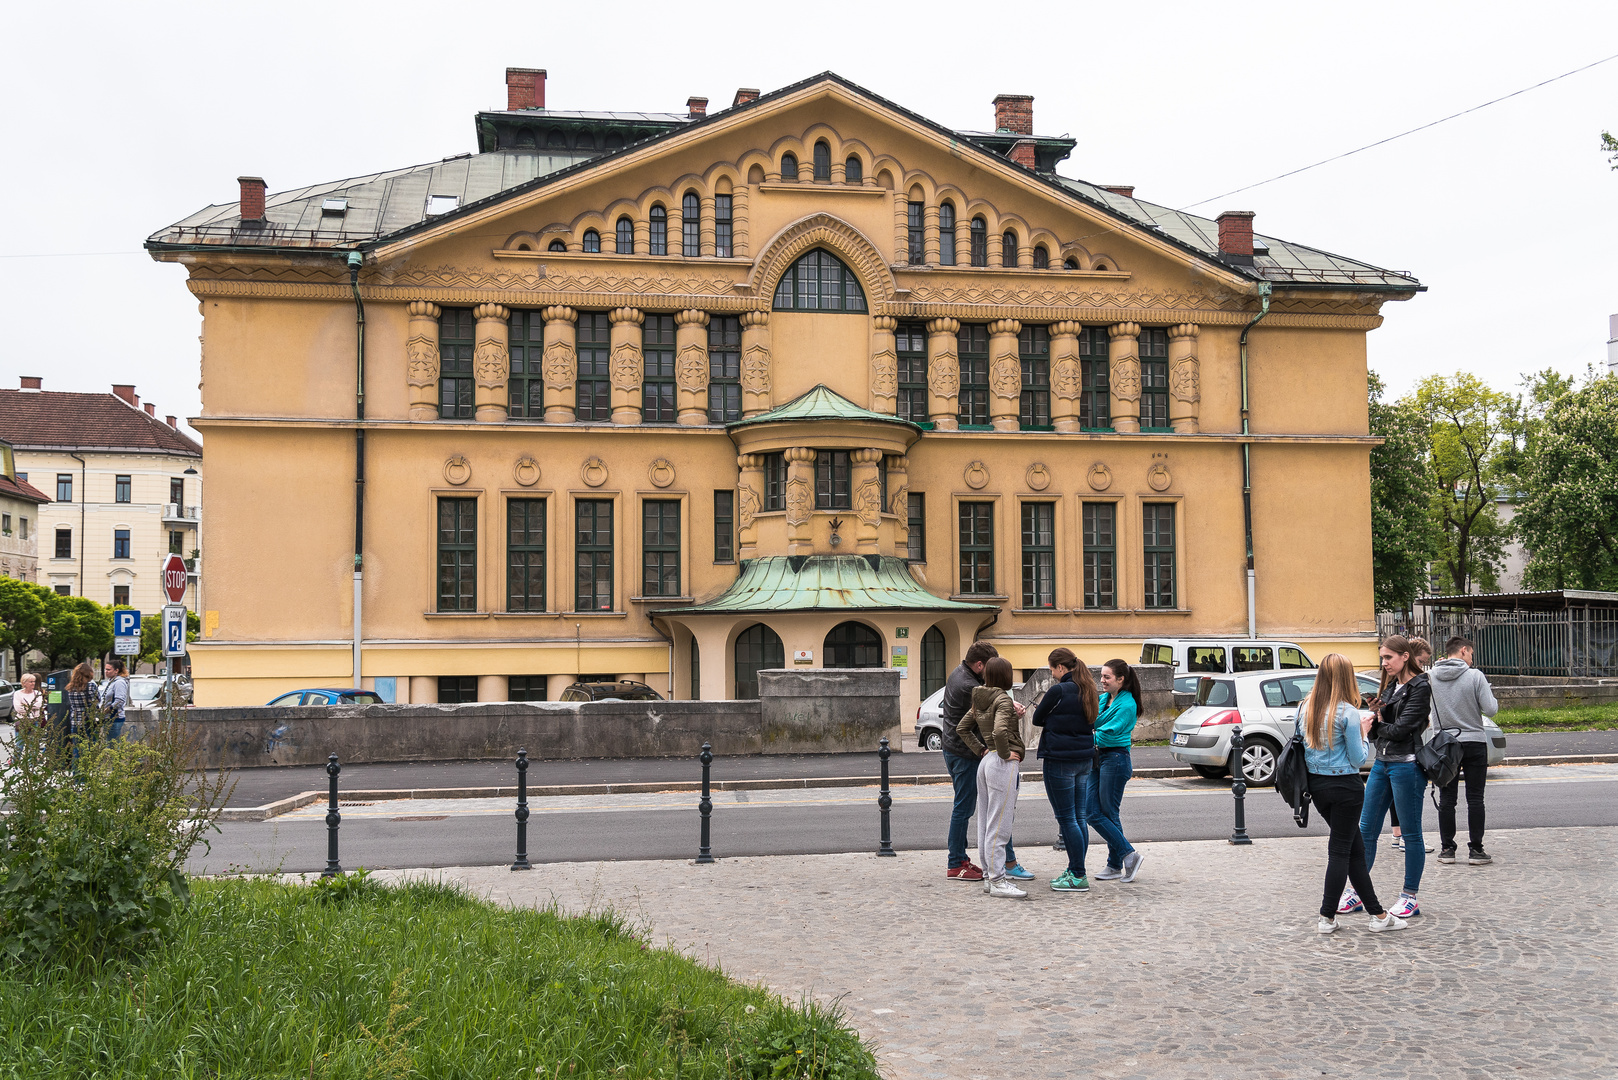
[{"left": 147, "top": 70, "right": 1419, "bottom": 710}]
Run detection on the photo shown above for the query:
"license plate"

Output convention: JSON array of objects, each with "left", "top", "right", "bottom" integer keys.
[{"left": 1171, "top": 733, "right": 1189, "bottom": 746}]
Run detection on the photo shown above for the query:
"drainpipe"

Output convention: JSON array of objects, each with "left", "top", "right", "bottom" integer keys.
[
  {"left": 347, "top": 251, "right": 366, "bottom": 688},
  {"left": 1239, "top": 282, "right": 1272, "bottom": 640},
  {"left": 69, "top": 452, "right": 87, "bottom": 597}
]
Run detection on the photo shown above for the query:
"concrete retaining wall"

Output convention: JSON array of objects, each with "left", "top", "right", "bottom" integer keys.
[{"left": 1492, "top": 684, "right": 1618, "bottom": 710}]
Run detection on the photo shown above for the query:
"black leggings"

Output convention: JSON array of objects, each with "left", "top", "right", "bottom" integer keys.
[
  {"left": 1439, "top": 741, "right": 1489, "bottom": 851},
  {"left": 1312, "top": 772, "right": 1385, "bottom": 919}
]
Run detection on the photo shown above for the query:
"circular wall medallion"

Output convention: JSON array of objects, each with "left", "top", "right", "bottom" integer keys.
[
  {"left": 580, "top": 456, "right": 609, "bottom": 488},
  {"left": 1147, "top": 463, "right": 1172, "bottom": 492},
  {"left": 1025, "top": 463, "right": 1051, "bottom": 491},
  {"left": 513, "top": 456, "right": 540, "bottom": 487},
  {"left": 443, "top": 455, "right": 472, "bottom": 486},
  {"left": 648, "top": 458, "right": 676, "bottom": 489},
  {"left": 1087, "top": 463, "right": 1113, "bottom": 492},
  {"left": 963, "top": 460, "right": 989, "bottom": 490}
]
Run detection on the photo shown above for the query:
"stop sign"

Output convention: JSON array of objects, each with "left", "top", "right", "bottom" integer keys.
[{"left": 161, "top": 553, "right": 189, "bottom": 603}]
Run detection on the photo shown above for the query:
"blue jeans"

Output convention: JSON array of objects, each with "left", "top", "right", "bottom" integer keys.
[
  {"left": 1359, "top": 759, "right": 1426, "bottom": 894},
  {"left": 1042, "top": 757, "right": 1092, "bottom": 877},
  {"left": 1087, "top": 748, "right": 1135, "bottom": 870},
  {"left": 944, "top": 750, "right": 1017, "bottom": 869}
]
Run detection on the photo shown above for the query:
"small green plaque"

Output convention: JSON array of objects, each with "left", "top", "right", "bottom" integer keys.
[{"left": 895, "top": 627, "right": 909, "bottom": 638}]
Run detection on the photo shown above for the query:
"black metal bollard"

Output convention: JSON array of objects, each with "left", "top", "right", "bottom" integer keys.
[
  {"left": 876, "top": 736, "right": 896, "bottom": 856},
  {"left": 322, "top": 753, "right": 343, "bottom": 877},
  {"left": 695, "top": 742, "right": 715, "bottom": 864},
  {"left": 1229, "top": 725, "right": 1252, "bottom": 845},
  {"left": 511, "top": 748, "right": 532, "bottom": 871}
]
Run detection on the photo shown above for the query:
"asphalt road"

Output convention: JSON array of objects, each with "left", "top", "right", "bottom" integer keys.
[{"left": 191, "top": 763, "right": 1618, "bottom": 876}]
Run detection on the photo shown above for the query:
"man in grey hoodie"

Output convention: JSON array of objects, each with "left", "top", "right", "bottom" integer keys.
[{"left": 1428, "top": 636, "right": 1498, "bottom": 865}]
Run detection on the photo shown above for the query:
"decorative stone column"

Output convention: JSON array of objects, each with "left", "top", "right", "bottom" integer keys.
[
  {"left": 675, "top": 309, "right": 710, "bottom": 426},
  {"left": 923, "top": 204, "right": 940, "bottom": 265},
  {"left": 405, "top": 301, "right": 441, "bottom": 421},
  {"left": 731, "top": 186, "right": 750, "bottom": 258},
  {"left": 988, "top": 318, "right": 1022, "bottom": 432},
  {"left": 736, "top": 453, "right": 763, "bottom": 558},
  {"left": 892, "top": 195, "right": 909, "bottom": 263},
  {"left": 541, "top": 306, "right": 578, "bottom": 423},
  {"left": 851, "top": 449, "right": 885, "bottom": 554},
  {"left": 668, "top": 202, "right": 684, "bottom": 256},
  {"left": 1049, "top": 320, "right": 1082, "bottom": 433},
  {"left": 473, "top": 303, "right": 510, "bottom": 423},
  {"left": 955, "top": 218, "right": 972, "bottom": 269},
  {"left": 1109, "top": 321, "right": 1143, "bottom": 434},
  {"left": 739, "top": 311, "right": 773, "bottom": 417},
  {"left": 699, "top": 195, "right": 716, "bottom": 257},
  {"left": 1168, "top": 323, "right": 1201, "bottom": 434},
  {"left": 783, "top": 447, "right": 816, "bottom": 555},
  {"left": 925, "top": 317, "right": 960, "bottom": 431},
  {"left": 608, "top": 307, "right": 644, "bottom": 425},
  {"left": 869, "top": 316, "right": 898, "bottom": 414},
  {"left": 887, "top": 455, "right": 910, "bottom": 551}
]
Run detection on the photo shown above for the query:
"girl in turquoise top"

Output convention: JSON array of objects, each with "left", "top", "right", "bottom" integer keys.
[{"left": 1087, "top": 659, "right": 1144, "bottom": 882}]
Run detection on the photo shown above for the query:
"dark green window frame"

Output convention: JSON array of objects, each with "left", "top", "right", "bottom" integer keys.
[
  {"left": 957, "top": 324, "right": 990, "bottom": 427},
  {"left": 575, "top": 499, "right": 614, "bottom": 611},
  {"left": 969, "top": 217, "right": 987, "bottom": 267},
  {"left": 1018, "top": 325, "right": 1051, "bottom": 429},
  {"left": 734, "top": 623, "right": 784, "bottom": 700},
  {"left": 714, "top": 490, "right": 735, "bottom": 563},
  {"left": 436, "top": 496, "right": 477, "bottom": 612},
  {"left": 815, "top": 451, "right": 851, "bottom": 510},
  {"left": 958, "top": 502, "right": 994, "bottom": 595},
  {"left": 681, "top": 192, "right": 700, "bottom": 257},
  {"left": 708, "top": 316, "right": 742, "bottom": 422},
  {"left": 438, "top": 676, "right": 477, "bottom": 703},
  {"left": 615, "top": 216, "right": 634, "bottom": 254},
  {"left": 1140, "top": 327, "right": 1171, "bottom": 431},
  {"left": 1083, "top": 502, "right": 1117, "bottom": 610},
  {"left": 938, "top": 202, "right": 956, "bottom": 265},
  {"left": 1144, "top": 502, "right": 1176, "bottom": 609},
  {"left": 907, "top": 201, "right": 924, "bottom": 264},
  {"left": 1079, "top": 327, "right": 1111, "bottom": 430},
  {"left": 642, "top": 314, "right": 677, "bottom": 422},
  {"left": 896, "top": 322, "right": 928, "bottom": 422},
  {"left": 714, "top": 194, "right": 733, "bottom": 257},
  {"left": 642, "top": 499, "right": 680, "bottom": 597},
  {"left": 507, "top": 497, "right": 546, "bottom": 612},
  {"left": 772, "top": 250, "right": 867, "bottom": 312},
  {"left": 648, "top": 205, "right": 667, "bottom": 255},
  {"left": 1002, "top": 231, "right": 1019, "bottom": 268},
  {"left": 508, "top": 310, "right": 544, "bottom": 419},
  {"left": 576, "top": 312, "right": 612, "bottom": 421},
  {"left": 920, "top": 625, "right": 946, "bottom": 698},
  {"left": 763, "top": 453, "right": 786, "bottom": 511},
  {"left": 812, "top": 140, "right": 831, "bottom": 180},
  {"left": 438, "top": 308, "right": 475, "bottom": 419},
  {"left": 906, "top": 493, "right": 926, "bottom": 562},
  {"left": 1020, "top": 502, "right": 1055, "bottom": 609}
]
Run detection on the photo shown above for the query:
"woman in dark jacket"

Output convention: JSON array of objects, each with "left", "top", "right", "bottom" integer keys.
[
  {"left": 1031, "top": 647, "right": 1098, "bottom": 893},
  {"left": 1344, "top": 635, "right": 1430, "bottom": 920}
]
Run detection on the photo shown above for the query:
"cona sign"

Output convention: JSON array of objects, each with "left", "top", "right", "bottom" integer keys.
[{"left": 161, "top": 553, "right": 189, "bottom": 603}]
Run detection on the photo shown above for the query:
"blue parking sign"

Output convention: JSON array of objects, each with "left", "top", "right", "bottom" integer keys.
[
  {"left": 163, "top": 604, "right": 188, "bottom": 659},
  {"left": 114, "top": 609, "right": 141, "bottom": 637}
]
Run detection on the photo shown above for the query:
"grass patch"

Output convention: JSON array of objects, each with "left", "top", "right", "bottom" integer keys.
[
  {"left": 0, "top": 874, "right": 879, "bottom": 1079},
  {"left": 1495, "top": 702, "right": 1618, "bottom": 733}
]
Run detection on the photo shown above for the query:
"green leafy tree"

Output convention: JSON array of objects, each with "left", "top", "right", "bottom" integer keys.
[
  {"left": 1416, "top": 373, "right": 1513, "bottom": 594},
  {"left": 135, "top": 609, "right": 200, "bottom": 669},
  {"left": 1604, "top": 130, "right": 1618, "bottom": 170},
  {"left": 1517, "top": 374, "right": 1618, "bottom": 590},
  {"left": 33, "top": 594, "right": 113, "bottom": 671},
  {"left": 1498, "top": 367, "right": 1578, "bottom": 488},
  {"left": 1368, "top": 373, "right": 1438, "bottom": 612},
  {"left": 0, "top": 578, "right": 51, "bottom": 680}
]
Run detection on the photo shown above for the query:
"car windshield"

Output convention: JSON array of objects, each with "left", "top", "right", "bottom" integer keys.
[
  {"left": 129, "top": 682, "right": 164, "bottom": 702},
  {"left": 1196, "top": 679, "right": 1236, "bottom": 707}
]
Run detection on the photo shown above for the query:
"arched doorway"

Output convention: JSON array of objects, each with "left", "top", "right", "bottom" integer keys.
[
  {"left": 824, "top": 621, "right": 883, "bottom": 668},
  {"left": 920, "top": 625, "right": 947, "bottom": 698},
  {"left": 733, "top": 623, "right": 783, "bottom": 699}
]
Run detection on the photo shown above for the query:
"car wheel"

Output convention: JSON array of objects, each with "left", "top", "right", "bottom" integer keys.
[
  {"left": 1235, "top": 737, "right": 1280, "bottom": 787},
  {"left": 1191, "top": 764, "right": 1229, "bottom": 779},
  {"left": 922, "top": 730, "right": 943, "bottom": 752}
]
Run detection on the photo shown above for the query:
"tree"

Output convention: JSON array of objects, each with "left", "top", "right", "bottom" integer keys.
[
  {"left": 33, "top": 594, "right": 113, "bottom": 671},
  {"left": 1415, "top": 374, "right": 1513, "bottom": 594},
  {"left": 1604, "top": 130, "right": 1618, "bottom": 170},
  {"left": 1368, "top": 373, "right": 1438, "bottom": 612},
  {"left": 135, "top": 609, "right": 200, "bottom": 669},
  {"left": 0, "top": 577, "right": 51, "bottom": 680},
  {"left": 1498, "top": 367, "right": 1578, "bottom": 488},
  {"left": 1517, "top": 374, "right": 1618, "bottom": 590}
]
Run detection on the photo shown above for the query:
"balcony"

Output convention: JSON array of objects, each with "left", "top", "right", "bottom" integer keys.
[{"left": 163, "top": 504, "right": 201, "bottom": 524}]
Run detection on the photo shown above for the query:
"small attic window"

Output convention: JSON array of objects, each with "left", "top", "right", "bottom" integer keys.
[
  {"left": 426, "top": 195, "right": 459, "bottom": 216},
  {"left": 1252, "top": 239, "right": 1270, "bottom": 255},
  {"left": 321, "top": 197, "right": 348, "bottom": 215}
]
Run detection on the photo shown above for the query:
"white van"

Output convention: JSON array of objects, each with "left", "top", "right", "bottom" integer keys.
[{"left": 1140, "top": 639, "right": 1315, "bottom": 695}]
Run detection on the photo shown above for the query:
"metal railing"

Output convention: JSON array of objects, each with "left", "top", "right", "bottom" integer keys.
[{"left": 1380, "top": 610, "right": 1618, "bottom": 678}]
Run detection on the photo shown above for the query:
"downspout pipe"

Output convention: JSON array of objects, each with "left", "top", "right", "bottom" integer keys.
[
  {"left": 1239, "top": 282, "right": 1272, "bottom": 640},
  {"left": 347, "top": 251, "right": 366, "bottom": 688}
]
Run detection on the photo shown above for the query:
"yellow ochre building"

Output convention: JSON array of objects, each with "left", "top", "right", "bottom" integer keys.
[{"left": 147, "top": 70, "right": 1420, "bottom": 709}]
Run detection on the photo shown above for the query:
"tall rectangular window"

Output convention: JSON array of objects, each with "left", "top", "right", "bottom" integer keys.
[
  {"left": 896, "top": 322, "right": 928, "bottom": 422},
  {"left": 681, "top": 194, "right": 701, "bottom": 257},
  {"left": 438, "top": 308, "right": 475, "bottom": 419},
  {"left": 938, "top": 203, "right": 956, "bottom": 265},
  {"left": 115, "top": 475, "right": 132, "bottom": 503},
  {"left": 112, "top": 529, "right": 131, "bottom": 559},
  {"left": 575, "top": 499, "right": 614, "bottom": 611},
  {"left": 1140, "top": 327, "right": 1171, "bottom": 430},
  {"left": 970, "top": 217, "right": 987, "bottom": 267},
  {"left": 1144, "top": 503, "right": 1176, "bottom": 609},
  {"left": 906, "top": 493, "right": 925, "bottom": 561},
  {"left": 763, "top": 452, "right": 786, "bottom": 511},
  {"left": 907, "top": 201, "right": 925, "bottom": 264},
  {"left": 169, "top": 530, "right": 184, "bottom": 555},
  {"left": 507, "top": 498, "right": 546, "bottom": 612},
  {"left": 436, "top": 497, "right": 477, "bottom": 612},
  {"left": 1018, "top": 325, "right": 1051, "bottom": 429},
  {"left": 113, "top": 585, "right": 129, "bottom": 606},
  {"left": 576, "top": 312, "right": 612, "bottom": 421},
  {"left": 1021, "top": 503, "right": 1055, "bottom": 609},
  {"left": 508, "top": 310, "right": 544, "bottom": 419},
  {"left": 959, "top": 503, "right": 995, "bottom": 595},
  {"left": 815, "top": 451, "right": 851, "bottom": 509},
  {"left": 1079, "top": 327, "right": 1111, "bottom": 430},
  {"left": 1083, "top": 503, "right": 1116, "bottom": 609},
  {"left": 56, "top": 474, "right": 72, "bottom": 502},
  {"left": 170, "top": 477, "right": 184, "bottom": 505},
  {"left": 714, "top": 194, "right": 733, "bottom": 257},
  {"left": 713, "top": 490, "right": 735, "bottom": 563},
  {"left": 648, "top": 207, "right": 667, "bottom": 256},
  {"left": 642, "top": 500, "right": 680, "bottom": 597},
  {"left": 708, "top": 316, "right": 742, "bottom": 422},
  {"left": 642, "top": 314, "right": 677, "bottom": 422},
  {"left": 54, "top": 529, "right": 71, "bottom": 559},
  {"left": 957, "top": 324, "right": 990, "bottom": 426}
]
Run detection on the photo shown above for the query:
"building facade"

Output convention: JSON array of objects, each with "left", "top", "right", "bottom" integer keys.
[
  {"left": 0, "top": 440, "right": 48, "bottom": 583},
  {"left": 148, "top": 71, "right": 1420, "bottom": 709},
  {"left": 0, "top": 381, "right": 203, "bottom": 613}
]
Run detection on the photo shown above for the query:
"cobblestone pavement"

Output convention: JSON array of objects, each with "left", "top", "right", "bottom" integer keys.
[{"left": 372, "top": 824, "right": 1616, "bottom": 1080}]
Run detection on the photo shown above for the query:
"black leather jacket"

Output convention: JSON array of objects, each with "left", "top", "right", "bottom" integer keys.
[{"left": 1369, "top": 672, "right": 1430, "bottom": 761}]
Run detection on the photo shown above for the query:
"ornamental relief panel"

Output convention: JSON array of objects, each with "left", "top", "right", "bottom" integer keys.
[
  {"left": 1170, "top": 356, "right": 1201, "bottom": 403},
  {"left": 854, "top": 479, "right": 883, "bottom": 527},
  {"left": 741, "top": 346, "right": 772, "bottom": 394},
  {"left": 889, "top": 484, "right": 909, "bottom": 518},
  {"left": 869, "top": 349, "right": 897, "bottom": 398},
  {"left": 542, "top": 340, "right": 575, "bottom": 390},
  {"left": 1052, "top": 357, "right": 1081, "bottom": 400},
  {"left": 1112, "top": 354, "right": 1141, "bottom": 402},
  {"left": 405, "top": 334, "right": 438, "bottom": 388},
  {"left": 610, "top": 342, "right": 642, "bottom": 391},
  {"left": 676, "top": 345, "right": 708, "bottom": 392},
  {"left": 474, "top": 339, "right": 508, "bottom": 389},
  {"left": 784, "top": 477, "right": 812, "bottom": 527},
  {"left": 990, "top": 352, "right": 1020, "bottom": 400},
  {"left": 737, "top": 485, "right": 761, "bottom": 531},
  {"left": 928, "top": 353, "right": 959, "bottom": 398},
  {"left": 901, "top": 285, "right": 1245, "bottom": 311}
]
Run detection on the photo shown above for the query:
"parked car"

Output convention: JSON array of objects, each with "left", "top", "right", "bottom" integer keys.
[
  {"left": 558, "top": 680, "right": 662, "bottom": 703},
  {"left": 1169, "top": 669, "right": 1507, "bottom": 785},
  {"left": 125, "top": 676, "right": 191, "bottom": 712},
  {"left": 915, "top": 681, "right": 1030, "bottom": 751},
  {"left": 265, "top": 688, "right": 386, "bottom": 706},
  {"left": 1141, "top": 639, "right": 1316, "bottom": 680},
  {"left": 0, "top": 681, "right": 13, "bottom": 720}
]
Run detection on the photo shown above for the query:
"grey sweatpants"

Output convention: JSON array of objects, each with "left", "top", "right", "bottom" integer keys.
[{"left": 976, "top": 752, "right": 1020, "bottom": 881}]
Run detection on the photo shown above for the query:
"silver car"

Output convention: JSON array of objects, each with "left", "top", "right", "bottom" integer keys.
[
  {"left": 915, "top": 681, "right": 1036, "bottom": 751},
  {"left": 0, "top": 681, "right": 13, "bottom": 721},
  {"left": 1170, "top": 670, "right": 1507, "bottom": 786}
]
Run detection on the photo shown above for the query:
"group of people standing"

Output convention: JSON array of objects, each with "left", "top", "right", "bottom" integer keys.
[
  {"left": 940, "top": 642, "right": 1145, "bottom": 899},
  {"left": 7, "top": 659, "right": 130, "bottom": 742}
]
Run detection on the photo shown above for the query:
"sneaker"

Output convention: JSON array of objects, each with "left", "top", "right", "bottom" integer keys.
[
  {"left": 1390, "top": 835, "right": 1405, "bottom": 851},
  {"left": 1438, "top": 847, "right": 1458, "bottom": 864},
  {"left": 1121, "top": 850, "right": 1146, "bottom": 883},
  {"left": 1388, "top": 895, "right": 1421, "bottom": 919},
  {"left": 1368, "top": 911, "right": 1408, "bottom": 933},
  {"left": 1050, "top": 870, "right": 1090, "bottom": 892},
  {"left": 1092, "top": 866, "right": 1124, "bottom": 881},
  {"left": 988, "top": 878, "right": 1028, "bottom": 899},
  {"left": 947, "top": 862, "right": 984, "bottom": 882},
  {"left": 1424, "top": 841, "right": 1436, "bottom": 853},
  {"left": 1337, "top": 888, "right": 1364, "bottom": 915},
  {"left": 1468, "top": 848, "right": 1492, "bottom": 865},
  {"left": 1317, "top": 916, "right": 1340, "bottom": 934},
  {"left": 1005, "top": 863, "right": 1036, "bottom": 881}
]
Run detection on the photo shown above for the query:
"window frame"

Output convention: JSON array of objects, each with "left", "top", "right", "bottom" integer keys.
[
  {"left": 707, "top": 315, "right": 742, "bottom": 422},
  {"left": 938, "top": 202, "right": 956, "bottom": 265},
  {"left": 1140, "top": 327, "right": 1172, "bottom": 431},
  {"left": 714, "top": 194, "right": 733, "bottom": 257},
  {"left": 713, "top": 490, "right": 735, "bottom": 563},
  {"left": 508, "top": 309, "right": 545, "bottom": 420},
  {"left": 1018, "top": 324, "right": 1051, "bottom": 430},
  {"left": 844, "top": 155, "right": 863, "bottom": 183},
  {"left": 114, "top": 475, "right": 132, "bottom": 503},
  {"left": 615, "top": 216, "right": 634, "bottom": 254},
  {"left": 170, "top": 477, "right": 184, "bottom": 505},
  {"left": 895, "top": 321, "right": 929, "bottom": 423},
  {"left": 969, "top": 217, "right": 987, "bottom": 267},
  {"left": 812, "top": 140, "right": 831, "bottom": 180},
  {"left": 1079, "top": 326, "right": 1112, "bottom": 431},
  {"left": 506, "top": 497, "right": 547, "bottom": 613},
  {"left": 575, "top": 498, "right": 615, "bottom": 612},
  {"left": 1020, "top": 501, "right": 1055, "bottom": 609},
  {"left": 438, "top": 307, "right": 476, "bottom": 419},
  {"left": 814, "top": 451, "right": 852, "bottom": 510},
  {"left": 436, "top": 496, "right": 478, "bottom": 612},
  {"left": 56, "top": 474, "right": 72, "bottom": 503},
  {"left": 763, "top": 453, "right": 786, "bottom": 511},
  {"left": 958, "top": 501, "right": 995, "bottom": 596},
  {"left": 648, "top": 205, "right": 668, "bottom": 256},
  {"left": 681, "top": 191, "right": 701, "bottom": 257},
  {"left": 907, "top": 201, "right": 924, "bottom": 264},
  {"left": 772, "top": 249, "right": 867, "bottom": 313},
  {"left": 641, "top": 313, "right": 677, "bottom": 423},
  {"left": 1001, "top": 230, "right": 1019, "bottom": 269},
  {"left": 54, "top": 528, "right": 71, "bottom": 559},
  {"left": 582, "top": 229, "right": 600, "bottom": 253},
  {"left": 956, "top": 324, "right": 990, "bottom": 427},
  {"left": 780, "top": 152, "right": 799, "bottom": 180},
  {"left": 641, "top": 499, "right": 681, "bottom": 598},
  {"left": 1032, "top": 244, "right": 1049, "bottom": 269},
  {"left": 1082, "top": 501, "right": 1118, "bottom": 610},
  {"left": 112, "top": 528, "right": 131, "bottom": 560},
  {"left": 1143, "top": 502, "right": 1177, "bottom": 609},
  {"left": 575, "top": 311, "right": 612, "bottom": 421}
]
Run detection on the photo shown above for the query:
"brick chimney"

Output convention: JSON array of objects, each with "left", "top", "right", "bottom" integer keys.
[
  {"left": 686, "top": 96, "right": 708, "bottom": 118},
  {"left": 1101, "top": 185, "right": 1135, "bottom": 198},
  {"left": 144, "top": 403, "right": 156, "bottom": 417},
  {"left": 112, "top": 384, "right": 136, "bottom": 406},
  {"left": 166, "top": 415, "right": 178, "bottom": 428},
  {"left": 19, "top": 376, "right": 41, "bottom": 390},
  {"left": 238, "top": 176, "right": 266, "bottom": 222},
  {"left": 732, "top": 88, "right": 759, "bottom": 107},
  {"left": 506, "top": 67, "right": 546, "bottom": 110},
  {"left": 993, "top": 94, "right": 1033, "bottom": 135},
  {"left": 1009, "top": 140, "right": 1037, "bottom": 169},
  {"left": 1217, "top": 211, "right": 1256, "bottom": 262}
]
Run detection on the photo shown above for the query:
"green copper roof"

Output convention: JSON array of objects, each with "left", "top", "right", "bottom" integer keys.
[
  {"left": 725, "top": 385, "right": 922, "bottom": 432},
  {"left": 655, "top": 555, "right": 995, "bottom": 616}
]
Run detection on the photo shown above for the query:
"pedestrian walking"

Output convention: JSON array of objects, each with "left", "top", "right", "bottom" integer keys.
[
  {"left": 1344, "top": 635, "right": 1430, "bottom": 920},
  {"left": 11, "top": 673, "right": 44, "bottom": 723},
  {"left": 1430, "top": 635, "right": 1499, "bottom": 866},
  {"left": 956, "top": 657, "right": 1026, "bottom": 899},
  {"left": 1030, "top": 648, "right": 1097, "bottom": 893},
  {"left": 99, "top": 659, "right": 130, "bottom": 741},
  {"left": 939, "top": 642, "right": 1027, "bottom": 882},
  {"left": 1303, "top": 654, "right": 1408, "bottom": 935},
  {"left": 1388, "top": 638, "right": 1435, "bottom": 855},
  {"left": 1089, "top": 659, "right": 1146, "bottom": 883}
]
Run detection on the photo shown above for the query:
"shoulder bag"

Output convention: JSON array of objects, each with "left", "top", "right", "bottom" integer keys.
[{"left": 1415, "top": 692, "right": 1464, "bottom": 789}]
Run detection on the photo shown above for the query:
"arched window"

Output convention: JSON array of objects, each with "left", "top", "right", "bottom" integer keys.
[
  {"left": 548, "top": 239, "right": 567, "bottom": 252},
  {"left": 921, "top": 625, "right": 947, "bottom": 698},
  {"left": 648, "top": 205, "right": 667, "bottom": 256},
  {"left": 1064, "top": 257, "right": 1080, "bottom": 270},
  {"left": 1033, "top": 244, "right": 1049, "bottom": 269},
  {"left": 781, "top": 152, "right": 799, "bottom": 180},
  {"left": 682, "top": 191, "right": 701, "bottom": 256},
  {"left": 772, "top": 249, "right": 867, "bottom": 313},
  {"left": 1002, "top": 231, "right": 1019, "bottom": 268},
  {"left": 813, "top": 140, "right": 831, "bottom": 180},
  {"left": 824, "top": 622, "right": 882, "bottom": 668},
  {"left": 970, "top": 217, "right": 987, "bottom": 267},
  {"left": 616, "top": 216, "right": 634, "bottom": 254},
  {"left": 938, "top": 202, "right": 956, "bottom": 265},
  {"left": 604, "top": 131, "right": 626, "bottom": 150},
  {"left": 545, "top": 129, "right": 568, "bottom": 149},
  {"left": 582, "top": 229, "right": 601, "bottom": 253},
  {"left": 844, "top": 156, "right": 863, "bottom": 184},
  {"left": 734, "top": 623, "right": 784, "bottom": 699}
]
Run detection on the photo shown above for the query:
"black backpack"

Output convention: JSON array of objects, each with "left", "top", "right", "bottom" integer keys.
[{"left": 1274, "top": 715, "right": 1311, "bottom": 828}]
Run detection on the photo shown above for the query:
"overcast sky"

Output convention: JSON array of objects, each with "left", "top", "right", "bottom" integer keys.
[{"left": 4, "top": 1, "right": 1614, "bottom": 441}]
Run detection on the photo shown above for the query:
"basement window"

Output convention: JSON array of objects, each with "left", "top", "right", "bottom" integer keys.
[
  {"left": 426, "top": 195, "right": 460, "bottom": 216},
  {"left": 321, "top": 197, "right": 348, "bottom": 215}
]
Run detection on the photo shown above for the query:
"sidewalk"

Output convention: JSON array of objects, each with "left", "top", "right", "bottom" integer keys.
[{"left": 377, "top": 826, "right": 1617, "bottom": 1080}]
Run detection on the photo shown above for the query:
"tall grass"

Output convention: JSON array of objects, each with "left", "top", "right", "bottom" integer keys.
[{"left": 1494, "top": 702, "right": 1618, "bottom": 732}]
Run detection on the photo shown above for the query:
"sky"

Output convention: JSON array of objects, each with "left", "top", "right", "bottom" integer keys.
[{"left": 2, "top": 0, "right": 1615, "bottom": 442}]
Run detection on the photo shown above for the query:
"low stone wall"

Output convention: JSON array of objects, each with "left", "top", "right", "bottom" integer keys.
[
  {"left": 1014, "top": 663, "right": 1177, "bottom": 742},
  {"left": 1493, "top": 683, "right": 1618, "bottom": 710}
]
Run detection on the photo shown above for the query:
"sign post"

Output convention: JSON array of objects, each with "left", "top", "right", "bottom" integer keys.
[{"left": 159, "top": 554, "right": 190, "bottom": 707}]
